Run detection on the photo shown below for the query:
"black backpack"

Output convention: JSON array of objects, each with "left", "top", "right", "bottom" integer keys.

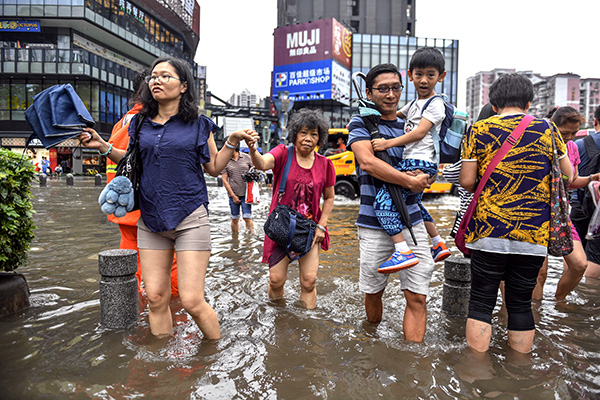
[{"left": 580, "top": 135, "right": 600, "bottom": 218}]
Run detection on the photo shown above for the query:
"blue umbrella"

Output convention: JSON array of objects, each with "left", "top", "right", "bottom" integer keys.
[{"left": 25, "top": 84, "right": 95, "bottom": 149}]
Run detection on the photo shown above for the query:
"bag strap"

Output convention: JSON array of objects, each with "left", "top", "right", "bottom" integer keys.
[
  {"left": 277, "top": 144, "right": 294, "bottom": 201},
  {"left": 584, "top": 135, "right": 600, "bottom": 172},
  {"left": 421, "top": 94, "right": 444, "bottom": 115},
  {"left": 472, "top": 115, "right": 533, "bottom": 201},
  {"left": 134, "top": 114, "right": 145, "bottom": 141},
  {"left": 459, "top": 114, "right": 534, "bottom": 229}
]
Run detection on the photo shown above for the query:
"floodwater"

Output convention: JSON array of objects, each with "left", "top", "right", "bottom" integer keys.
[{"left": 1, "top": 177, "right": 600, "bottom": 399}]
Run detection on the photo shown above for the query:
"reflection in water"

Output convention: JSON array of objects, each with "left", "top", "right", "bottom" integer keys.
[{"left": 1, "top": 178, "right": 599, "bottom": 398}]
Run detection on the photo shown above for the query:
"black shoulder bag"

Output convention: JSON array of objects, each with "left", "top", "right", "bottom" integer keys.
[{"left": 115, "top": 115, "right": 145, "bottom": 211}]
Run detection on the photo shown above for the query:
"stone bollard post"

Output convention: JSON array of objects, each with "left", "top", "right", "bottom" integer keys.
[
  {"left": 66, "top": 173, "right": 74, "bottom": 186},
  {"left": 442, "top": 256, "right": 471, "bottom": 317},
  {"left": 39, "top": 173, "right": 47, "bottom": 187},
  {"left": 94, "top": 173, "right": 102, "bottom": 186},
  {"left": 0, "top": 273, "right": 30, "bottom": 317},
  {"left": 98, "top": 249, "right": 138, "bottom": 329}
]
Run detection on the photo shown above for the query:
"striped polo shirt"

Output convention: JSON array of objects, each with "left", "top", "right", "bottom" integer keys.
[{"left": 347, "top": 115, "right": 423, "bottom": 229}]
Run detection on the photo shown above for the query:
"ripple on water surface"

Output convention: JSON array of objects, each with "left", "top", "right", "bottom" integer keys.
[{"left": 0, "top": 179, "right": 599, "bottom": 398}]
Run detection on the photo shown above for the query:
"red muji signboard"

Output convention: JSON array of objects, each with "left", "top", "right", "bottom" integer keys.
[{"left": 274, "top": 18, "right": 352, "bottom": 69}]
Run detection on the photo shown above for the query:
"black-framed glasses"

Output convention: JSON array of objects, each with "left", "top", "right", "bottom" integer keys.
[
  {"left": 145, "top": 74, "right": 183, "bottom": 84},
  {"left": 371, "top": 84, "right": 404, "bottom": 94}
]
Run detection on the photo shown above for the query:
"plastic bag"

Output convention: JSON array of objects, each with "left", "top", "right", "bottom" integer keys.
[
  {"left": 586, "top": 181, "right": 600, "bottom": 240},
  {"left": 245, "top": 181, "right": 260, "bottom": 204}
]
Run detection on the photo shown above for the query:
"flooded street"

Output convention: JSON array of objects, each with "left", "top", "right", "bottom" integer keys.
[{"left": 1, "top": 177, "right": 600, "bottom": 399}]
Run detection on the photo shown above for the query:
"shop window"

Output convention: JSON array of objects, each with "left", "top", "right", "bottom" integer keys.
[
  {"left": 0, "top": 79, "right": 9, "bottom": 120},
  {"left": 26, "top": 81, "right": 42, "bottom": 110}
]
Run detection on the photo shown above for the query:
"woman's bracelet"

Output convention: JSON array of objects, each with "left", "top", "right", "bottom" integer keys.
[
  {"left": 316, "top": 224, "right": 326, "bottom": 232},
  {"left": 98, "top": 143, "right": 113, "bottom": 156},
  {"left": 224, "top": 140, "right": 236, "bottom": 149}
]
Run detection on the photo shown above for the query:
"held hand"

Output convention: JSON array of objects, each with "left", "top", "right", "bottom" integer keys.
[
  {"left": 229, "top": 129, "right": 255, "bottom": 146},
  {"left": 245, "top": 131, "right": 260, "bottom": 150},
  {"left": 406, "top": 169, "right": 437, "bottom": 184},
  {"left": 408, "top": 173, "right": 431, "bottom": 193},
  {"left": 371, "top": 138, "right": 389, "bottom": 152},
  {"left": 78, "top": 128, "right": 105, "bottom": 150}
]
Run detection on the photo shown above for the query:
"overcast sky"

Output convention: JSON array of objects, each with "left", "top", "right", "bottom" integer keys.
[{"left": 195, "top": 0, "right": 599, "bottom": 109}]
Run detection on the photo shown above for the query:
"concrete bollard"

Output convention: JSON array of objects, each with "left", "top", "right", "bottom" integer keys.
[
  {"left": 0, "top": 273, "right": 30, "bottom": 317},
  {"left": 442, "top": 256, "right": 471, "bottom": 317},
  {"left": 66, "top": 173, "right": 74, "bottom": 186},
  {"left": 98, "top": 249, "right": 138, "bottom": 329},
  {"left": 39, "top": 173, "right": 47, "bottom": 187},
  {"left": 94, "top": 173, "right": 102, "bottom": 186}
]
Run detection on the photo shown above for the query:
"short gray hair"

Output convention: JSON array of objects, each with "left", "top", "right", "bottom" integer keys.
[{"left": 287, "top": 108, "right": 329, "bottom": 147}]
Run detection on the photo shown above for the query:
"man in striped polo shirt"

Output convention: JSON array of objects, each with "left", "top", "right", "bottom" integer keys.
[{"left": 348, "top": 63, "right": 433, "bottom": 342}]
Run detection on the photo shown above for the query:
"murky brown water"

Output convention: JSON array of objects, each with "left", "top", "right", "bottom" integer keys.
[{"left": 1, "top": 177, "right": 600, "bottom": 399}]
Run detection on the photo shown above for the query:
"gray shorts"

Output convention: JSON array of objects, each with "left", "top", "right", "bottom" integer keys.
[
  {"left": 137, "top": 205, "right": 211, "bottom": 251},
  {"left": 358, "top": 223, "right": 435, "bottom": 295}
]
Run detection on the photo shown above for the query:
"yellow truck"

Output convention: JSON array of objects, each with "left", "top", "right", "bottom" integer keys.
[{"left": 324, "top": 128, "right": 455, "bottom": 198}]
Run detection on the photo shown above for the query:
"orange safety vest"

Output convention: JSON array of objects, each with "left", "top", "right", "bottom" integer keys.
[{"left": 106, "top": 104, "right": 143, "bottom": 226}]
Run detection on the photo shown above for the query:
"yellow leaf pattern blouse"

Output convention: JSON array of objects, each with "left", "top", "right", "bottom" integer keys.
[{"left": 462, "top": 114, "right": 566, "bottom": 248}]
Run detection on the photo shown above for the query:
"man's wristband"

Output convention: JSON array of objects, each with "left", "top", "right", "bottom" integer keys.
[{"left": 98, "top": 143, "right": 113, "bottom": 156}]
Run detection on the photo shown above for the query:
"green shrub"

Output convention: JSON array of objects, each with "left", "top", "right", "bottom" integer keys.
[{"left": 0, "top": 148, "right": 36, "bottom": 272}]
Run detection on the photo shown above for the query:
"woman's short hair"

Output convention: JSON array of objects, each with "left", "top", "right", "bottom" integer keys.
[
  {"left": 139, "top": 57, "right": 198, "bottom": 122},
  {"left": 287, "top": 108, "right": 329, "bottom": 147},
  {"left": 548, "top": 106, "right": 585, "bottom": 127},
  {"left": 489, "top": 73, "right": 534, "bottom": 111}
]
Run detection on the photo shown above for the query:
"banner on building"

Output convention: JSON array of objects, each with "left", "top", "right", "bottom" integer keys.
[
  {"left": 273, "top": 18, "right": 352, "bottom": 69},
  {"left": 0, "top": 20, "right": 40, "bottom": 32},
  {"left": 273, "top": 59, "right": 350, "bottom": 106},
  {"left": 273, "top": 18, "right": 352, "bottom": 106}
]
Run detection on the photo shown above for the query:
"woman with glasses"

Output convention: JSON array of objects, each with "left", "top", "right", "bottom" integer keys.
[{"left": 79, "top": 57, "right": 253, "bottom": 340}]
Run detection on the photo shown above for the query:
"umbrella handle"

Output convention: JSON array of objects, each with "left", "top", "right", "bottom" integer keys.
[{"left": 352, "top": 72, "right": 367, "bottom": 102}]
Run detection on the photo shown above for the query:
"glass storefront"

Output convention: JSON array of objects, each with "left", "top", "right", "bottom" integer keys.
[{"left": 0, "top": 77, "right": 130, "bottom": 127}]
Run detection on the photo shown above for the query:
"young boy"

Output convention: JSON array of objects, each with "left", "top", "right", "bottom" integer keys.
[{"left": 372, "top": 47, "right": 451, "bottom": 273}]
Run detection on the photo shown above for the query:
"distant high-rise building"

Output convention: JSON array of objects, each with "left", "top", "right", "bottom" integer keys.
[
  {"left": 277, "top": 0, "right": 416, "bottom": 36},
  {"left": 465, "top": 69, "right": 542, "bottom": 125},
  {"left": 229, "top": 89, "right": 259, "bottom": 107},
  {"left": 466, "top": 69, "right": 600, "bottom": 128},
  {"left": 580, "top": 78, "right": 600, "bottom": 127}
]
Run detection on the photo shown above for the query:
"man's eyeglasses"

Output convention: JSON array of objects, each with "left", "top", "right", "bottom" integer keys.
[
  {"left": 145, "top": 74, "right": 183, "bottom": 84},
  {"left": 371, "top": 84, "right": 404, "bottom": 94}
]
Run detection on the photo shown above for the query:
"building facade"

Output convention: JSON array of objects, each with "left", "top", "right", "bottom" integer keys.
[
  {"left": 1, "top": 0, "right": 201, "bottom": 174},
  {"left": 276, "top": 0, "right": 458, "bottom": 130},
  {"left": 277, "top": 0, "right": 416, "bottom": 36},
  {"left": 466, "top": 69, "right": 600, "bottom": 128},
  {"left": 297, "top": 34, "right": 459, "bottom": 129},
  {"left": 229, "top": 89, "right": 259, "bottom": 108},
  {"left": 580, "top": 78, "right": 600, "bottom": 127},
  {"left": 465, "top": 68, "right": 542, "bottom": 125}
]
